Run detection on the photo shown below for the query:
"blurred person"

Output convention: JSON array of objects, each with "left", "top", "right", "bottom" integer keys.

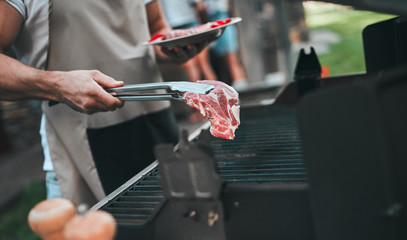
[
  {"left": 0, "top": 107, "right": 10, "bottom": 153},
  {"left": 0, "top": 0, "right": 210, "bottom": 205},
  {"left": 201, "top": 0, "right": 248, "bottom": 91},
  {"left": 160, "top": 0, "right": 217, "bottom": 81}
]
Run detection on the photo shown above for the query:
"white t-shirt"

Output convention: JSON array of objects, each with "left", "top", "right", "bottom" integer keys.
[
  {"left": 6, "top": 0, "right": 154, "bottom": 171},
  {"left": 5, "top": 0, "right": 49, "bottom": 69}
]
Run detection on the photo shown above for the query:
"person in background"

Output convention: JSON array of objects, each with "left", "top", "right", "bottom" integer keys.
[
  {"left": 0, "top": 0, "right": 210, "bottom": 206},
  {"left": 201, "top": 0, "right": 248, "bottom": 91},
  {"left": 0, "top": 107, "right": 10, "bottom": 153},
  {"left": 160, "top": 0, "right": 217, "bottom": 82}
]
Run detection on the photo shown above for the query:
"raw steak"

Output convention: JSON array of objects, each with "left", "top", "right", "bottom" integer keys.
[{"left": 183, "top": 80, "right": 240, "bottom": 140}]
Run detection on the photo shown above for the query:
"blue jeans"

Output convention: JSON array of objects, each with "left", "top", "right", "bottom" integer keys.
[
  {"left": 46, "top": 171, "right": 61, "bottom": 199},
  {"left": 209, "top": 11, "right": 239, "bottom": 56}
]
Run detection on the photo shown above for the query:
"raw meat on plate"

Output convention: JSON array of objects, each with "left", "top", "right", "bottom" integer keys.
[{"left": 148, "top": 18, "right": 232, "bottom": 42}]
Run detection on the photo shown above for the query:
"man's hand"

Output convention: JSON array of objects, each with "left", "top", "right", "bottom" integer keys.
[
  {"left": 54, "top": 70, "right": 125, "bottom": 114},
  {"left": 0, "top": 53, "right": 124, "bottom": 114},
  {"left": 160, "top": 42, "right": 209, "bottom": 64},
  {"left": 146, "top": 1, "right": 211, "bottom": 64}
]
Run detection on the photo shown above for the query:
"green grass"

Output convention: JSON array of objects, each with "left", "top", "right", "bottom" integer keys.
[
  {"left": 0, "top": 181, "right": 46, "bottom": 240},
  {"left": 304, "top": 2, "right": 395, "bottom": 76}
]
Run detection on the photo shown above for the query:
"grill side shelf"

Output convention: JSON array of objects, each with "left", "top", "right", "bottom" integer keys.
[{"left": 100, "top": 169, "right": 163, "bottom": 224}]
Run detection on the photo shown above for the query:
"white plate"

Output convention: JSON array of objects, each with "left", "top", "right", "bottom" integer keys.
[{"left": 144, "top": 17, "right": 242, "bottom": 48}]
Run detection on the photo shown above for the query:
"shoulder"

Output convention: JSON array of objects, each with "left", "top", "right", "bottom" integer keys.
[
  {"left": 4, "top": 0, "right": 26, "bottom": 19},
  {"left": 4, "top": 0, "right": 48, "bottom": 21}
]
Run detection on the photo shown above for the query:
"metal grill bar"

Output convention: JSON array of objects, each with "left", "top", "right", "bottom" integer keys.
[{"left": 100, "top": 105, "right": 307, "bottom": 223}]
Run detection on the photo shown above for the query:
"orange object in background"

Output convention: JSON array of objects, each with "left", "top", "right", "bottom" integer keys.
[
  {"left": 28, "top": 199, "right": 116, "bottom": 240},
  {"left": 28, "top": 198, "right": 76, "bottom": 240},
  {"left": 64, "top": 209, "right": 116, "bottom": 240},
  {"left": 321, "top": 65, "right": 331, "bottom": 78}
]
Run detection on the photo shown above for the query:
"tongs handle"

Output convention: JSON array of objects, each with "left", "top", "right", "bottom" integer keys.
[
  {"left": 115, "top": 94, "right": 183, "bottom": 101},
  {"left": 106, "top": 81, "right": 214, "bottom": 101},
  {"left": 107, "top": 82, "right": 174, "bottom": 93},
  {"left": 106, "top": 81, "right": 214, "bottom": 95}
]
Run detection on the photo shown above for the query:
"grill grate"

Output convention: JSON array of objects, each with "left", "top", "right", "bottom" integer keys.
[
  {"left": 212, "top": 106, "right": 306, "bottom": 183},
  {"left": 100, "top": 105, "right": 306, "bottom": 223}
]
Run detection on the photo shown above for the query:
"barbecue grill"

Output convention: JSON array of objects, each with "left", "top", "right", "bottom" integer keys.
[
  {"left": 93, "top": 104, "right": 314, "bottom": 240},
  {"left": 92, "top": 4, "right": 407, "bottom": 240}
]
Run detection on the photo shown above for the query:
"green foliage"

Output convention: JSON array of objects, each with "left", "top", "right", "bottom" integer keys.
[
  {"left": 0, "top": 181, "right": 46, "bottom": 240},
  {"left": 304, "top": 3, "right": 395, "bottom": 76}
]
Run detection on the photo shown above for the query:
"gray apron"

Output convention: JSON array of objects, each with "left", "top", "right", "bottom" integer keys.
[{"left": 43, "top": 0, "right": 170, "bottom": 205}]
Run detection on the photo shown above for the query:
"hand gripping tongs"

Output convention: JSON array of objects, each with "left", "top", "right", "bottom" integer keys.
[{"left": 106, "top": 81, "right": 215, "bottom": 101}]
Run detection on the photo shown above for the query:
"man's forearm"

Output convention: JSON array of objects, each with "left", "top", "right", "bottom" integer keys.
[
  {"left": 0, "top": 53, "right": 126, "bottom": 114},
  {"left": 0, "top": 53, "right": 62, "bottom": 101}
]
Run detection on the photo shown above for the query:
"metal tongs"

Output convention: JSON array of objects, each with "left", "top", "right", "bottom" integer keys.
[{"left": 106, "top": 81, "right": 215, "bottom": 101}]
